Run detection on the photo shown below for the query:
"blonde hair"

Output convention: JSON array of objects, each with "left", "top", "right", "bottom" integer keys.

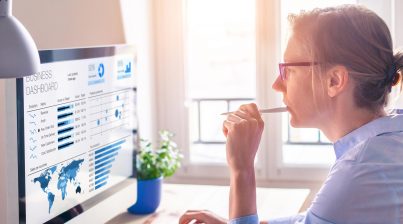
[{"left": 288, "top": 5, "right": 403, "bottom": 112}]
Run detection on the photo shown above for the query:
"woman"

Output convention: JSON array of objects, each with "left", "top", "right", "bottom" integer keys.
[{"left": 180, "top": 4, "right": 403, "bottom": 224}]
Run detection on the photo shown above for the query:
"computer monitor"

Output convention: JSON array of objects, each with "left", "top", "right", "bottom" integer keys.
[{"left": 16, "top": 45, "right": 138, "bottom": 223}]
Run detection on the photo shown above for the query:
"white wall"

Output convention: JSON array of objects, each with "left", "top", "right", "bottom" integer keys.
[
  {"left": 120, "top": 0, "right": 157, "bottom": 143},
  {"left": 13, "top": 0, "right": 125, "bottom": 49},
  {"left": 393, "top": 0, "right": 403, "bottom": 48}
]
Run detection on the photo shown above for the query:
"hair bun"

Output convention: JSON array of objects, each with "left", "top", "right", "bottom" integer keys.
[{"left": 391, "top": 72, "right": 400, "bottom": 86}]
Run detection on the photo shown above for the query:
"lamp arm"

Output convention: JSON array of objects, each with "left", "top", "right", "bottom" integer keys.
[{"left": 0, "top": 0, "right": 11, "bottom": 17}]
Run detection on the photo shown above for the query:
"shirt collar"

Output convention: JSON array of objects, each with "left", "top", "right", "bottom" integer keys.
[{"left": 333, "top": 114, "right": 403, "bottom": 160}]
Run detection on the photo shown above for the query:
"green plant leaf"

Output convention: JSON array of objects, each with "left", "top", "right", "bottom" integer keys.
[{"left": 136, "top": 130, "right": 183, "bottom": 180}]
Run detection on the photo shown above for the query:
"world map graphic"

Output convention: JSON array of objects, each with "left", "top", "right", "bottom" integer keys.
[{"left": 33, "top": 159, "right": 84, "bottom": 213}]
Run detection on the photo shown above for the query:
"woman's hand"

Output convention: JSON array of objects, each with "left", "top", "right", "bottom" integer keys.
[
  {"left": 223, "top": 103, "right": 264, "bottom": 172},
  {"left": 179, "top": 210, "right": 227, "bottom": 224}
]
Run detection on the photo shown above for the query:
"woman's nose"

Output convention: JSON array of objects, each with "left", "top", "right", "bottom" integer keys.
[{"left": 272, "top": 75, "right": 285, "bottom": 92}]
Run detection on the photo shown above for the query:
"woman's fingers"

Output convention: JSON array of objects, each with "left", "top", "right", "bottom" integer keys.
[
  {"left": 179, "top": 211, "right": 200, "bottom": 224},
  {"left": 240, "top": 103, "right": 261, "bottom": 119},
  {"left": 239, "top": 103, "right": 264, "bottom": 129},
  {"left": 224, "top": 111, "right": 261, "bottom": 133},
  {"left": 223, "top": 103, "right": 264, "bottom": 138},
  {"left": 228, "top": 103, "right": 264, "bottom": 127},
  {"left": 179, "top": 210, "right": 227, "bottom": 224},
  {"left": 231, "top": 109, "right": 249, "bottom": 119},
  {"left": 222, "top": 119, "right": 235, "bottom": 137},
  {"left": 227, "top": 113, "right": 242, "bottom": 123},
  {"left": 178, "top": 211, "right": 208, "bottom": 224},
  {"left": 225, "top": 109, "right": 255, "bottom": 126}
]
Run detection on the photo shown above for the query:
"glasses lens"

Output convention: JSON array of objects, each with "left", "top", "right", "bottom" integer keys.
[{"left": 279, "top": 64, "right": 285, "bottom": 80}]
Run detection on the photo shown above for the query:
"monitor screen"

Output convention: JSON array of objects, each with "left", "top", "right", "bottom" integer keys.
[{"left": 16, "top": 45, "right": 137, "bottom": 224}]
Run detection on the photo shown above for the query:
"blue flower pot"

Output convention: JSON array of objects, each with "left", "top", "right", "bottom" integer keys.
[{"left": 127, "top": 177, "right": 162, "bottom": 215}]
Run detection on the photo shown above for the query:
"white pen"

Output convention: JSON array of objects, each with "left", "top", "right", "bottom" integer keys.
[{"left": 220, "top": 107, "right": 288, "bottom": 115}]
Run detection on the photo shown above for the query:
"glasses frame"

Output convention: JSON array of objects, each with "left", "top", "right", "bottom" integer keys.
[{"left": 279, "top": 62, "right": 319, "bottom": 80}]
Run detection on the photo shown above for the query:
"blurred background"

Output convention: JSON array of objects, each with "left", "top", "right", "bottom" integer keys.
[{"left": 13, "top": 0, "right": 403, "bottom": 193}]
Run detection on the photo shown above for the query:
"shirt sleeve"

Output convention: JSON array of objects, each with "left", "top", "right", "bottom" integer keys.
[
  {"left": 267, "top": 213, "right": 305, "bottom": 224},
  {"left": 227, "top": 210, "right": 336, "bottom": 224},
  {"left": 268, "top": 211, "right": 335, "bottom": 224},
  {"left": 229, "top": 214, "right": 259, "bottom": 224}
]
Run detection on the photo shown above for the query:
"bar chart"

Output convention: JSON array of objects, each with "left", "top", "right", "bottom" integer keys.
[
  {"left": 88, "top": 139, "right": 126, "bottom": 191},
  {"left": 57, "top": 104, "right": 75, "bottom": 150}
]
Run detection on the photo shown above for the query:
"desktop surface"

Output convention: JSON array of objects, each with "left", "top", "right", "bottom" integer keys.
[{"left": 104, "top": 181, "right": 310, "bottom": 224}]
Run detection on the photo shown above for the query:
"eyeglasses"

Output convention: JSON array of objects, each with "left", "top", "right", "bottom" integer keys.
[{"left": 279, "top": 62, "right": 319, "bottom": 80}]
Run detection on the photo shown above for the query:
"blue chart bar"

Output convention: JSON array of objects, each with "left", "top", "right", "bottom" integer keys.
[
  {"left": 95, "top": 181, "right": 107, "bottom": 190},
  {"left": 95, "top": 176, "right": 108, "bottom": 185},
  {"left": 58, "top": 112, "right": 73, "bottom": 120},
  {"left": 95, "top": 146, "right": 120, "bottom": 160},
  {"left": 58, "top": 135, "right": 72, "bottom": 142},
  {"left": 58, "top": 119, "right": 73, "bottom": 127},
  {"left": 57, "top": 104, "right": 73, "bottom": 112},
  {"left": 95, "top": 139, "right": 126, "bottom": 155},
  {"left": 95, "top": 164, "right": 112, "bottom": 175},
  {"left": 95, "top": 170, "right": 110, "bottom": 180},
  {"left": 95, "top": 152, "right": 118, "bottom": 165},
  {"left": 58, "top": 141, "right": 74, "bottom": 150},
  {"left": 58, "top": 127, "right": 74, "bottom": 135},
  {"left": 92, "top": 139, "right": 126, "bottom": 190},
  {"left": 95, "top": 158, "right": 115, "bottom": 170}
]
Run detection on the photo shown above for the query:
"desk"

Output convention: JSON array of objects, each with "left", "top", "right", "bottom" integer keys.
[{"left": 106, "top": 183, "right": 310, "bottom": 224}]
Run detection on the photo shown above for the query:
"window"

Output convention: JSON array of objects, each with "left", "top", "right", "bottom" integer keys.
[
  {"left": 185, "top": 0, "right": 256, "bottom": 164},
  {"left": 155, "top": 0, "right": 396, "bottom": 181}
]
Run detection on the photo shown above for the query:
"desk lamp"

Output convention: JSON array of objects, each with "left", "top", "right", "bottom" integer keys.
[{"left": 0, "top": 0, "right": 40, "bottom": 78}]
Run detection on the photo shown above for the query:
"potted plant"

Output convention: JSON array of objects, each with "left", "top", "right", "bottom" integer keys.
[{"left": 128, "top": 130, "right": 183, "bottom": 215}]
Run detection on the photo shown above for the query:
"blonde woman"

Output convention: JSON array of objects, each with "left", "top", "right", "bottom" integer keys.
[{"left": 180, "top": 4, "right": 403, "bottom": 224}]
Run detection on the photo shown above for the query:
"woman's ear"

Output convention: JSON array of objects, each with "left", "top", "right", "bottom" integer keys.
[{"left": 326, "top": 65, "right": 349, "bottom": 97}]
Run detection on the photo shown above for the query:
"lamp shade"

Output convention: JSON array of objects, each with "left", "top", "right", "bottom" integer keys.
[{"left": 0, "top": 0, "right": 40, "bottom": 78}]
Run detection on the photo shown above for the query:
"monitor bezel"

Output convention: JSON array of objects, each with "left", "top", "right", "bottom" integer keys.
[{"left": 16, "top": 45, "right": 137, "bottom": 224}]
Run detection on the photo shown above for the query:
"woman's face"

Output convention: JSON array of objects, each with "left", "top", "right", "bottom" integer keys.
[{"left": 272, "top": 35, "right": 325, "bottom": 128}]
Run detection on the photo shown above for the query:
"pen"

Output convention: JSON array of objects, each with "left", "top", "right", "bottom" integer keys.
[{"left": 220, "top": 107, "right": 288, "bottom": 115}]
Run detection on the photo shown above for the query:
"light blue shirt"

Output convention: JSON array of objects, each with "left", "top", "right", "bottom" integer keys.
[{"left": 230, "top": 114, "right": 403, "bottom": 224}]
